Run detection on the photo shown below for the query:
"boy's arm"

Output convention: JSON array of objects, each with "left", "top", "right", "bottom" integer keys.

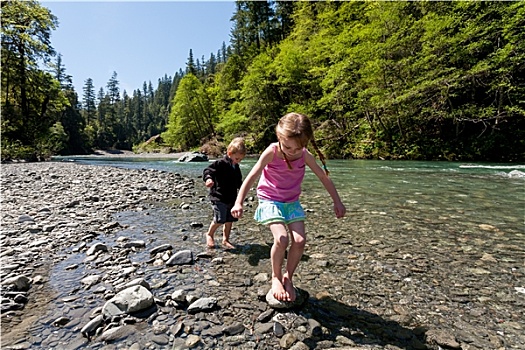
[
  {"left": 304, "top": 151, "right": 346, "bottom": 218},
  {"left": 203, "top": 161, "right": 218, "bottom": 182},
  {"left": 203, "top": 161, "right": 218, "bottom": 187}
]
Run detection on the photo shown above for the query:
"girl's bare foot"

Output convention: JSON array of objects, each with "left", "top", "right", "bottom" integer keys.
[
  {"left": 222, "top": 240, "right": 235, "bottom": 249},
  {"left": 206, "top": 234, "right": 215, "bottom": 248},
  {"left": 271, "top": 277, "right": 287, "bottom": 301},
  {"left": 282, "top": 276, "right": 296, "bottom": 302}
]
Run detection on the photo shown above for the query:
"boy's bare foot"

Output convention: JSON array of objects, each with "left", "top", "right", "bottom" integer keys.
[
  {"left": 271, "top": 277, "right": 287, "bottom": 301},
  {"left": 222, "top": 240, "right": 235, "bottom": 249},
  {"left": 206, "top": 234, "right": 215, "bottom": 248},
  {"left": 282, "top": 276, "right": 296, "bottom": 302}
]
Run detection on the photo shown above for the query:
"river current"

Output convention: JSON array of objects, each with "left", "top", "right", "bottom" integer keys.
[{"left": 62, "top": 156, "right": 524, "bottom": 236}]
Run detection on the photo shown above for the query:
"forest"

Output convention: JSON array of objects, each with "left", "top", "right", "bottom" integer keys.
[{"left": 1, "top": 0, "right": 524, "bottom": 162}]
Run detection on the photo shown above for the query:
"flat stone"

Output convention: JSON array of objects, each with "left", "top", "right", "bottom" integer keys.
[{"left": 266, "top": 288, "right": 308, "bottom": 309}]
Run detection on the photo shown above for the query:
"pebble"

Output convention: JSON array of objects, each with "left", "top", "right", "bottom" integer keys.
[{"left": 1, "top": 162, "right": 524, "bottom": 350}]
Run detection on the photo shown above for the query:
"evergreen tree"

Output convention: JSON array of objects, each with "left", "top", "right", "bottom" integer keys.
[
  {"left": 51, "top": 54, "right": 73, "bottom": 89},
  {"left": 221, "top": 41, "right": 228, "bottom": 62},
  {"left": 59, "top": 87, "right": 86, "bottom": 154},
  {"left": 230, "top": 0, "right": 275, "bottom": 57},
  {"left": 82, "top": 78, "right": 96, "bottom": 125},
  {"left": 107, "top": 71, "right": 120, "bottom": 104},
  {"left": 186, "top": 49, "right": 196, "bottom": 75},
  {"left": 131, "top": 89, "right": 144, "bottom": 144},
  {"left": 274, "top": 1, "right": 296, "bottom": 40},
  {"left": 50, "top": 54, "right": 86, "bottom": 154},
  {"left": 207, "top": 52, "right": 217, "bottom": 75}
]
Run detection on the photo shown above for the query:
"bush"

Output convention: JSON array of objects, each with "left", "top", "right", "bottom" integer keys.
[
  {"left": 200, "top": 137, "right": 226, "bottom": 158},
  {"left": 1, "top": 140, "right": 38, "bottom": 162}
]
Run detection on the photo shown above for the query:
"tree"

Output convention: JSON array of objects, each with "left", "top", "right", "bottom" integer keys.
[
  {"left": 186, "top": 49, "right": 196, "bottom": 75},
  {"left": 230, "top": 1, "right": 275, "bottom": 57},
  {"left": 274, "top": 1, "right": 296, "bottom": 40},
  {"left": 82, "top": 78, "right": 97, "bottom": 125},
  {"left": 1, "top": 0, "right": 65, "bottom": 159},
  {"left": 50, "top": 53, "right": 73, "bottom": 89},
  {"left": 107, "top": 71, "right": 120, "bottom": 104},
  {"left": 162, "top": 74, "right": 216, "bottom": 150}
]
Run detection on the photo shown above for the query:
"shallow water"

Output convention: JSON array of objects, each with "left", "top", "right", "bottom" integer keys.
[{"left": 61, "top": 157, "right": 524, "bottom": 235}]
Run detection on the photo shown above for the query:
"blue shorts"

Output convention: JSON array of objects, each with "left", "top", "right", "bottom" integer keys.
[
  {"left": 212, "top": 202, "right": 237, "bottom": 224},
  {"left": 254, "top": 199, "right": 306, "bottom": 225}
]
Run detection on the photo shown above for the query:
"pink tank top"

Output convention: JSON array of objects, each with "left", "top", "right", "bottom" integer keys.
[{"left": 256, "top": 143, "right": 306, "bottom": 202}]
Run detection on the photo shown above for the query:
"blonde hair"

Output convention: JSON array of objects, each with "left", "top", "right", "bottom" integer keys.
[
  {"left": 276, "top": 112, "right": 329, "bottom": 175},
  {"left": 227, "top": 137, "right": 246, "bottom": 155}
]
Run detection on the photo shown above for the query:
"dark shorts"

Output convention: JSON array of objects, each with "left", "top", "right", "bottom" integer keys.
[{"left": 212, "top": 202, "right": 238, "bottom": 224}]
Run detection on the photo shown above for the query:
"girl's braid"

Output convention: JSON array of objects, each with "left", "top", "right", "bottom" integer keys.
[{"left": 310, "top": 138, "right": 330, "bottom": 176}]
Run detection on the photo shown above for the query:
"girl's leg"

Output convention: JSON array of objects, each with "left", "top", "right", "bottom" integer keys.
[
  {"left": 283, "top": 220, "right": 306, "bottom": 302},
  {"left": 222, "top": 222, "right": 235, "bottom": 249},
  {"left": 269, "top": 223, "right": 289, "bottom": 301},
  {"left": 206, "top": 222, "right": 221, "bottom": 248}
]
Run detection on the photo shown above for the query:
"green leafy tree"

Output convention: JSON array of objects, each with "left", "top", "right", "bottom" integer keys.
[
  {"left": 162, "top": 74, "right": 215, "bottom": 150},
  {"left": 1, "top": 0, "right": 67, "bottom": 159}
]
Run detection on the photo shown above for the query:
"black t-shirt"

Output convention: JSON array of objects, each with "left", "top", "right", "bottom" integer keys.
[{"left": 202, "top": 156, "right": 243, "bottom": 204}]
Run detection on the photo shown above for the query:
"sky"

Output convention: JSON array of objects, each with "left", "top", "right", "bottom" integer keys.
[{"left": 41, "top": 1, "right": 236, "bottom": 95}]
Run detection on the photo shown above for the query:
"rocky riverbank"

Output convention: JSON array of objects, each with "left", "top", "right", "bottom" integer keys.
[{"left": 1, "top": 161, "right": 523, "bottom": 350}]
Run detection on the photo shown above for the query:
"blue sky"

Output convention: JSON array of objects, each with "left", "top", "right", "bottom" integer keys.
[{"left": 41, "top": 1, "right": 236, "bottom": 96}]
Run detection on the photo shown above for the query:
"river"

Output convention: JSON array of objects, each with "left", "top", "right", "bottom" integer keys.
[{"left": 60, "top": 156, "right": 524, "bottom": 236}]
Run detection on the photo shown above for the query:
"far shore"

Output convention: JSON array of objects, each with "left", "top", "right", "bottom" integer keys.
[
  {"left": 84, "top": 149, "right": 188, "bottom": 159},
  {"left": 52, "top": 149, "right": 260, "bottom": 161}
]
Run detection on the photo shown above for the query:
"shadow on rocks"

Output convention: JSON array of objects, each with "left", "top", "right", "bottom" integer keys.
[
  {"left": 302, "top": 295, "right": 427, "bottom": 350},
  {"left": 131, "top": 304, "right": 159, "bottom": 320},
  {"left": 230, "top": 242, "right": 311, "bottom": 266},
  {"left": 230, "top": 242, "right": 271, "bottom": 266}
]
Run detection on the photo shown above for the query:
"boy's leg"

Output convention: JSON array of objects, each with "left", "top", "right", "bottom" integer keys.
[
  {"left": 282, "top": 220, "right": 306, "bottom": 302},
  {"left": 222, "top": 222, "right": 235, "bottom": 249},
  {"left": 206, "top": 222, "right": 221, "bottom": 248},
  {"left": 269, "top": 223, "right": 289, "bottom": 301}
]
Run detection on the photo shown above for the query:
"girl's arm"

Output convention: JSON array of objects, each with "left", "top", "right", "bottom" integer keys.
[
  {"left": 304, "top": 151, "right": 346, "bottom": 218},
  {"left": 231, "top": 144, "right": 275, "bottom": 218}
]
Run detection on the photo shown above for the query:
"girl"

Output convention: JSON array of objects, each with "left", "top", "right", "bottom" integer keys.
[{"left": 231, "top": 112, "right": 346, "bottom": 302}]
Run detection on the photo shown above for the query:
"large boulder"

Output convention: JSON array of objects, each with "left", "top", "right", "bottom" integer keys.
[
  {"left": 178, "top": 152, "right": 208, "bottom": 162},
  {"left": 102, "top": 285, "right": 154, "bottom": 318}
]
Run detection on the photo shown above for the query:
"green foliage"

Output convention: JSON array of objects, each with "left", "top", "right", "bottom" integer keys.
[
  {"left": 27, "top": 121, "right": 69, "bottom": 159},
  {"left": 162, "top": 74, "right": 216, "bottom": 150},
  {"left": 132, "top": 138, "right": 173, "bottom": 154},
  {"left": 216, "top": 102, "right": 249, "bottom": 139},
  {"left": 1, "top": 140, "right": 37, "bottom": 162},
  {"left": 1, "top": 0, "right": 70, "bottom": 159},
  {"left": 3, "top": 0, "right": 523, "bottom": 161}
]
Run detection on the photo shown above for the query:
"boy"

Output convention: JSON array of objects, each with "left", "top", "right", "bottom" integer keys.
[{"left": 202, "top": 137, "right": 246, "bottom": 249}]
